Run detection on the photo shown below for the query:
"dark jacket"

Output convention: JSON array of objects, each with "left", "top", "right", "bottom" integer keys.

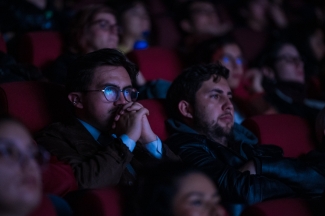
[
  {"left": 165, "top": 119, "right": 325, "bottom": 204},
  {"left": 35, "top": 118, "right": 179, "bottom": 189}
]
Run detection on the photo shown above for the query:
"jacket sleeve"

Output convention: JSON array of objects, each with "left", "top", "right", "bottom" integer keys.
[
  {"left": 36, "top": 129, "right": 134, "bottom": 189},
  {"left": 177, "top": 143, "right": 295, "bottom": 204},
  {"left": 259, "top": 157, "right": 325, "bottom": 197}
]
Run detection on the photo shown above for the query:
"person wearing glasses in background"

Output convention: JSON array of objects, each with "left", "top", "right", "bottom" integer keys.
[
  {"left": 259, "top": 41, "right": 325, "bottom": 123},
  {"left": 45, "top": 3, "right": 147, "bottom": 87},
  {"left": 36, "top": 48, "right": 179, "bottom": 189}
]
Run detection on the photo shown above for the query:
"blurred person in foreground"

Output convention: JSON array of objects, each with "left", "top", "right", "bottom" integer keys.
[
  {"left": 132, "top": 162, "right": 227, "bottom": 216},
  {"left": 0, "top": 115, "right": 42, "bottom": 216}
]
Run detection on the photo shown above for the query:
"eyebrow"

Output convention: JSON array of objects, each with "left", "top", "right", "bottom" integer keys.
[
  {"left": 99, "top": 83, "right": 133, "bottom": 90},
  {"left": 209, "top": 89, "right": 232, "bottom": 96},
  {"left": 184, "top": 191, "right": 221, "bottom": 198}
]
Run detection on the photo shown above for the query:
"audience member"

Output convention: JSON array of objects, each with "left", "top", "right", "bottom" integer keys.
[
  {"left": 190, "top": 36, "right": 275, "bottom": 122},
  {"left": 0, "top": 0, "right": 64, "bottom": 56},
  {"left": 176, "top": 0, "right": 232, "bottom": 59},
  {"left": 286, "top": 23, "right": 325, "bottom": 79},
  {"left": 133, "top": 162, "right": 227, "bottom": 216},
  {"left": 0, "top": 115, "right": 42, "bottom": 216},
  {"left": 36, "top": 48, "right": 179, "bottom": 189},
  {"left": 112, "top": 0, "right": 151, "bottom": 54},
  {"left": 260, "top": 41, "right": 325, "bottom": 122},
  {"left": 231, "top": 0, "right": 287, "bottom": 65},
  {"left": 46, "top": 3, "right": 170, "bottom": 100},
  {"left": 44, "top": 4, "right": 123, "bottom": 84},
  {"left": 165, "top": 63, "right": 325, "bottom": 206},
  {"left": 0, "top": 51, "right": 44, "bottom": 83}
]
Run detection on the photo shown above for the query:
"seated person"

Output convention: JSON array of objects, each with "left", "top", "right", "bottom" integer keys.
[
  {"left": 0, "top": 51, "right": 44, "bottom": 84},
  {"left": 46, "top": 3, "right": 168, "bottom": 99},
  {"left": 165, "top": 63, "right": 325, "bottom": 205},
  {"left": 112, "top": 0, "right": 151, "bottom": 54},
  {"left": 0, "top": 115, "right": 42, "bottom": 216},
  {"left": 45, "top": 4, "right": 127, "bottom": 85},
  {"left": 260, "top": 41, "right": 325, "bottom": 123},
  {"left": 36, "top": 48, "right": 179, "bottom": 189},
  {"left": 132, "top": 162, "right": 227, "bottom": 216},
  {"left": 189, "top": 35, "right": 276, "bottom": 122}
]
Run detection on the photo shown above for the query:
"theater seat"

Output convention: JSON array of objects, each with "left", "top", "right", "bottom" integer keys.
[
  {"left": 240, "top": 198, "right": 313, "bottom": 216},
  {"left": 127, "top": 46, "right": 182, "bottom": 81},
  {"left": 0, "top": 81, "right": 71, "bottom": 134},
  {"left": 28, "top": 194, "right": 57, "bottom": 216},
  {"left": 241, "top": 114, "right": 316, "bottom": 157},
  {"left": 42, "top": 156, "right": 78, "bottom": 197},
  {"left": 139, "top": 99, "right": 168, "bottom": 141},
  {"left": 0, "top": 34, "right": 6, "bottom": 53},
  {"left": 65, "top": 188, "right": 122, "bottom": 216},
  {"left": 17, "top": 31, "right": 63, "bottom": 70}
]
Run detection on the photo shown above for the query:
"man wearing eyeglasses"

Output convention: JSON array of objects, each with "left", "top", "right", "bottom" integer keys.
[{"left": 36, "top": 48, "right": 178, "bottom": 189}]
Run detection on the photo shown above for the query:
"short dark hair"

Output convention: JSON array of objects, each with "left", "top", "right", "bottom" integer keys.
[
  {"left": 66, "top": 48, "right": 138, "bottom": 93},
  {"left": 166, "top": 63, "right": 229, "bottom": 120}
]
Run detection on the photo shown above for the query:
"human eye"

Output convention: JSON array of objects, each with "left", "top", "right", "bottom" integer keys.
[
  {"left": 190, "top": 199, "right": 204, "bottom": 206},
  {"left": 221, "top": 56, "right": 230, "bottom": 64},
  {"left": 99, "top": 20, "right": 109, "bottom": 29},
  {"left": 236, "top": 57, "right": 244, "bottom": 65},
  {"left": 210, "top": 94, "right": 219, "bottom": 99}
]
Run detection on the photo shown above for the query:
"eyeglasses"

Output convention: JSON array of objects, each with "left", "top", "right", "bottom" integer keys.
[
  {"left": 221, "top": 54, "right": 244, "bottom": 66},
  {"left": 91, "top": 19, "right": 120, "bottom": 34},
  {"left": 275, "top": 55, "right": 303, "bottom": 65},
  {"left": 84, "top": 85, "right": 139, "bottom": 102},
  {"left": 0, "top": 139, "right": 50, "bottom": 167}
]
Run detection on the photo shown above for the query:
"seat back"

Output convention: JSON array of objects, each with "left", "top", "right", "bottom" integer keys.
[
  {"left": 0, "top": 34, "right": 6, "bottom": 53},
  {"left": 0, "top": 81, "right": 70, "bottom": 134},
  {"left": 241, "top": 114, "right": 316, "bottom": 157},
  {"left": 240, "top": 198, "right": 313, "bottom": 216},
  {"left": 127, "top": 47, "right": 182, "bottom": 81},
  {"left": 65, "top": 188, "right": 122, "bottom": 216},
  {"left": 139, "top": 99, "right": 168, "bottom": 141},
  {"left": 42, "top": 156, "right": 78, "bottom": 196},
  {"left": 28, "top": 194, "right": 57, "bottom": 216},
  {"left": 18, "top": 31, "right": 63, "bottom": 70}
]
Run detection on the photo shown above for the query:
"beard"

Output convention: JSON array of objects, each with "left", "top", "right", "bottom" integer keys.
[{"left": 193, "top": 109, "right": 234, "bottom": 143}]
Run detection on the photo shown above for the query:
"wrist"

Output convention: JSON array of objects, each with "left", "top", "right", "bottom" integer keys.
[{"left": 139, "top": 133, "right": 157, "bottom": 144}]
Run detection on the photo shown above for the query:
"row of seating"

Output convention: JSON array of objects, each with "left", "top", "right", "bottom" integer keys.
[
  {"left": 0, "top": 80, "right": 317, "bottom": 215},
  {"left": 0, "top": 32, "right": 183, "bottom": 82}
]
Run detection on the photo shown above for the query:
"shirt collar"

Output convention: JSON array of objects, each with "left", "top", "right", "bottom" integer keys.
[{"left": 77, "top": 119, "right": 101, "bottom": 141}]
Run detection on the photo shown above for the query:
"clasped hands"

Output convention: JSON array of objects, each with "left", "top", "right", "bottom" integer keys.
[{"left": 111, "top": 102, "right": 157, "bottom": 144}]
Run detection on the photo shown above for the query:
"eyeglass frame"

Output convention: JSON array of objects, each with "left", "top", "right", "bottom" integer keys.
[
  {"left": 90, "top": 19, "right": 120, "bottom": 34},
  {"left": 275, "top": 55, "right": 304, "bottom": 65},
  {"left": 0, "top": 138, "right": 50, "bottom": 167},
  {"left": 83, "top": 85, "right": 139, "bottom": 102}
]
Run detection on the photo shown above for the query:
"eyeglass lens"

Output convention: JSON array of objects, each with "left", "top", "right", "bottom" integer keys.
[
  {"left": 0, "top": 141, "right": 49, "bottom": 166},
  {"left": 103, "top": 86, "right": 138, "bottom": 102}
]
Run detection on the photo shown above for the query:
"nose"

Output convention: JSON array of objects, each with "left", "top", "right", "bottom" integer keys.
[
  {"left": 222, "top": 96, "right": 234, "bottom": 111},
  {"left": 19, "top": 154, "right": 38, "bottom": 170},
  {"left": 114, "top": 91, "right": 127, "bottom": 106}
]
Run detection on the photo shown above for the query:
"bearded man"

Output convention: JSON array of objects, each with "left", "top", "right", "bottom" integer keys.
[{"left": 165, "top": 63, "right": 325, "bottom": 207}]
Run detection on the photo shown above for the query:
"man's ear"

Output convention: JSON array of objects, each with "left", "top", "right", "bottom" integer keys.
[
  {"left": 68, "top": 92, "right": 83, "bottom": 109},
  {"left": 180, "top": 20, "right": 193, "bottom": 33},
  {"left": 178, "top": 100, "right": 193, "bottom": 119}
]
